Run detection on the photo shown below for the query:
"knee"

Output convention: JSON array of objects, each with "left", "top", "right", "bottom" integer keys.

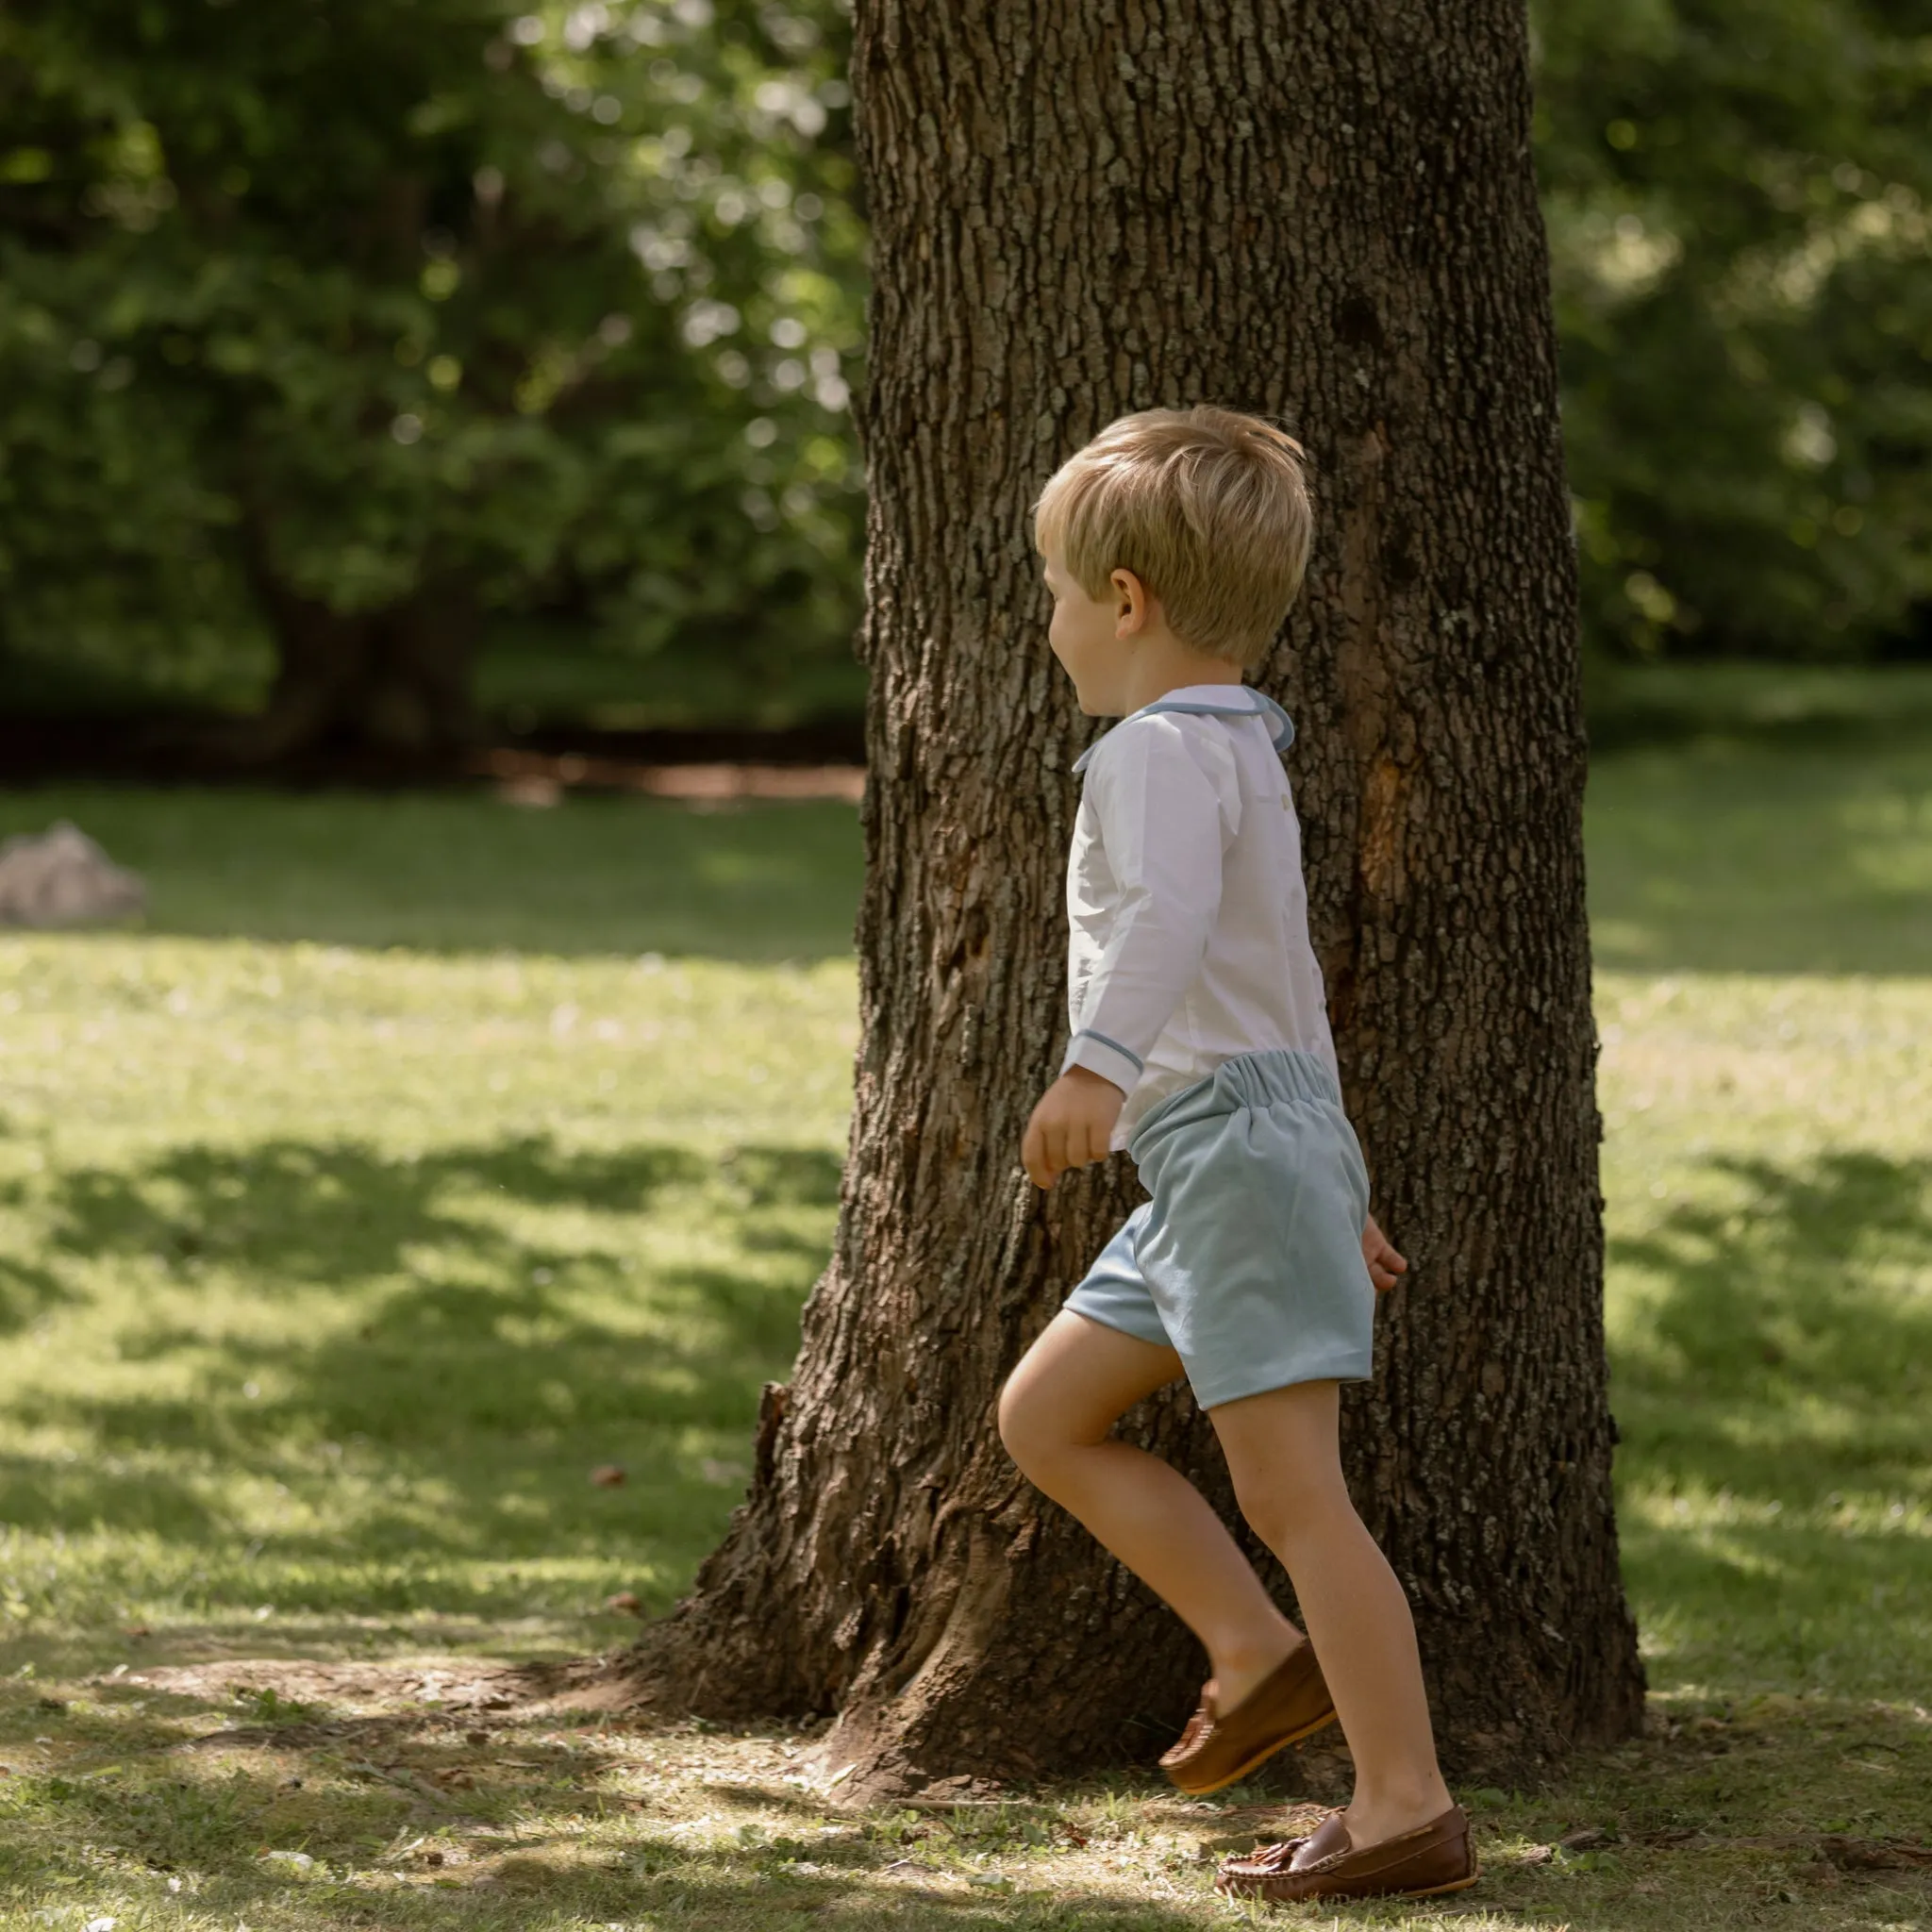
[
  {"left": 1231, "top": 1467, "right": 1349, "bottom": 1555},
  {"left": 996, "top": 1373, "right": 1046, "bottom": 1476},
  {"left": 997, "top": 1370, "right": 1069, "bottom": 1482}
]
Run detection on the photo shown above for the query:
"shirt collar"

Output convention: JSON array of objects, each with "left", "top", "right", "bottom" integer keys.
[{"left": 1073, "top": 685, "right": 1294, "bottom": 774}]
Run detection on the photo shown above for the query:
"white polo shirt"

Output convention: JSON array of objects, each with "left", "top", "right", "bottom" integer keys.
[{"left": 1060, "top": 685, "right": 1340, "bottom": 1147}]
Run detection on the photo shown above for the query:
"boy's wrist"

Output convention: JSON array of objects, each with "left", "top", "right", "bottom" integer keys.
[
  {"left": 1061, "top": 1029, "right": 1143, "bottom": 1094},
  {"left": 1059, "top": 1064, "right": 1124, "bottom": 1097}
]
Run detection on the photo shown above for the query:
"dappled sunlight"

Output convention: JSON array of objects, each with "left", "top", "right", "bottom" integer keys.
[
  {"left": 1599, "top": 971, "right": 1932, "bottom": 1706},
  {"left": 3, "top": 769, "right": 1931, "bottom": 1924},
  {"left": 0, "top": 1657, "right": 1925, "bottom": 1930},
  {"left": 0, "top": 1127, "right": 837, "bottom": 1657},
  {"left": 0, "top": 917, "right": 850, "bottom": 1675}
]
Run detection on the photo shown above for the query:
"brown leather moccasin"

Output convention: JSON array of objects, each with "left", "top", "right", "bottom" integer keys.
[
  {"left": 1158, "top": 1641, "right": 1337, "bottom": 1794},
  {"left": 1215, "top": 1803, "right": 1478, "bottom": 1904}
]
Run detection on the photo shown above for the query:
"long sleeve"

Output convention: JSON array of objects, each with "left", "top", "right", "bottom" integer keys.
[{"left": 1062, "top": 719, "right": 1237, "bottom": 1091}]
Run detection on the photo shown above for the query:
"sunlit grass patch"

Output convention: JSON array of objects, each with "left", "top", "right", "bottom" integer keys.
[
  {"left": 1587, "top": 730, "right": 1932, "bottom": 974},
  {"left": 0, "top": 746, "right": 1929, "bottom": 1927},
  {"left": 1599, "top": 972, "right": 1932, "bottom": 1707},
  {"left": 0, "top": 1662, "right": 1925, "bottom": 1930},
  {"left": 0, "top": 923, "right": 857, "bottom": 1679}
]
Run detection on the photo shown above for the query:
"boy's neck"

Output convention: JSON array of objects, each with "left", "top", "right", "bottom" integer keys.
[{"left": 1117, "top": 636, "right": 1246, "bottom": 717}]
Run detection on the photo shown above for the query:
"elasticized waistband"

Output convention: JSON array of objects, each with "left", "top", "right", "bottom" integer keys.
[{"left": 1128, "top": 1048, "right": 1341, "bottom": 1154}]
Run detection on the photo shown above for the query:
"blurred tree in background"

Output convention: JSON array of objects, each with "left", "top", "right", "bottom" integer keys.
[
  {"left": 1538, "top": 0, "right": 1931, "bottom": 662},
  {"left": 0, "top": 0, "right": 1926, "bottom": 745},
  {"left": 0, "top": 0, "right": 862, "bottom": 749}
]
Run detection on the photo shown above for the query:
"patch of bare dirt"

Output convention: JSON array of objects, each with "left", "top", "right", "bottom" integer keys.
[{"left": 113, "top": 1654, "right": 606, "bottom": 1717}]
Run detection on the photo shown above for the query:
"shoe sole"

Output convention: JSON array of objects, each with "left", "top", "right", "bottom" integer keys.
[
  {"left": 1397, "top": 1870, "right": 1482, "bottom": 1899},
  {"left": 1165, "top": 1705, "right": 1341, "bottom": 1795},
  {"left": 1216, "top": 1864, "right": 1482, "bottom": 1903}
]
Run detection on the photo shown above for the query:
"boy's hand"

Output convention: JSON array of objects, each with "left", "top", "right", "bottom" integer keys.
[
  {"left": 1363, "top": 1214, "right": 1408, "bottom": 1293},
  {"left": 1022, "top": 1068, "right": 1125, "bottom": 1189}
]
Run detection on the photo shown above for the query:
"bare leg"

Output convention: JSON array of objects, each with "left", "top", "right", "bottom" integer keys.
[
  {"left": 1209, "top": 1379, "right": 1453, "bottom": 1846},
  {"left": 1000, "top": 1310, "right": 1301, "bottom": 1706}
]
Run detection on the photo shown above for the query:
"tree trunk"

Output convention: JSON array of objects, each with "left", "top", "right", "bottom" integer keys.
[
  {"left": 619, "top": 0, "right": 1644, "bottom": 1794},
  {"left": 227, "top": 517, "right": 481, "bottom": 761}
]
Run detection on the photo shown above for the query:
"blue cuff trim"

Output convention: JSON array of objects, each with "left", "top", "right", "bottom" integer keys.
[{"left": 1070, "top": 1028, "right": 1144, "bottom": 1073}]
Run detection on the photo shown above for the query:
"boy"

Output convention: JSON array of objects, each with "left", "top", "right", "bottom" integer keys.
[{"left": 997, "top": 407, "right": 1477, "bottom": 1905}]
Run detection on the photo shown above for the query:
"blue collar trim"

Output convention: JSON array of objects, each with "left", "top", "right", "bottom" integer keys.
[{"left": 1072, "top": 689, "right": 1295, "bottom": 774}]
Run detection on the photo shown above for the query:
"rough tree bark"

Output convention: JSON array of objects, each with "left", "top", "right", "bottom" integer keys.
[{"left": 619, "top": 0, "right": 1645, "bottom": 1793}]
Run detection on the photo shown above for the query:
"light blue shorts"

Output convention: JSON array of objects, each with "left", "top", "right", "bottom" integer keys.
[{"left": 1063, "top": 1049, "right": 1375, "bottom": 1410}]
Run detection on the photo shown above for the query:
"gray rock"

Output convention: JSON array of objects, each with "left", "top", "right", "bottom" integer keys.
[{"left": 0, "top": 821, "right": 147, "bottom": 927}]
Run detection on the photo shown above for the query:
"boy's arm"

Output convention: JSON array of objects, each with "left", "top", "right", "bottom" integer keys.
[
  {"left": 1026, "top": 724, "right": 1229, "bottom": 1187},
  {"left": 1060, "top": 723, "right": 1229, "bottom": 1092}
]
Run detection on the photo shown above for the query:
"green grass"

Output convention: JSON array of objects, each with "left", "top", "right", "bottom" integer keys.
[
  {"left": 5, "top": 786, "right": 864, "bottom": 959},
  {"left": 0, "top": 707, "right": 1929, "bottom": 1930},
  {"left": 1589, "top": 737, "right": 1932, "bottom": 974},
  {"left": 1599, "top": 974, "right": 1932, "bottom": 1706},
  {"left": 1584, "top": 659, "right": 1932, "bottom": 752}
]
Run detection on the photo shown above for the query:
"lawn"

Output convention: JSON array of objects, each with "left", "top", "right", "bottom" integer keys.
[{"left": 0, "top": 684, "right": 1928, "bottom": 1930}]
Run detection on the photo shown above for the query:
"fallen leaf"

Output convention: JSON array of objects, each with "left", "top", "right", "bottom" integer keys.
[
  {"left": 591, "top": 1464, "right": 626, "bottom": 1488},
  {"left": 604, "top": 1591, "right": 643, "bottom": 1616}
]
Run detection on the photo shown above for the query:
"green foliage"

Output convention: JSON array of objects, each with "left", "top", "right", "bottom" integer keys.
[
  {"left": 1535, "top": 0, "right": 1932, "bottom": 659},
  {"left": 5, "top": 0, "right": 1929, "bottom": 717},
  {"left": 0, "top": 0, "right": 865, "bottom": 710}
]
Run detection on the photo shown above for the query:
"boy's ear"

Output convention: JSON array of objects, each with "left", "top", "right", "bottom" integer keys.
[{"left": 1110, "top": 567, "right": 1150, "bottom": 636}]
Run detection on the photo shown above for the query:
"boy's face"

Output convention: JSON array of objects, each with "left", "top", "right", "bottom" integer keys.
[{"left": 1042, "top": 546, "right": 1135, "bottom": 716}]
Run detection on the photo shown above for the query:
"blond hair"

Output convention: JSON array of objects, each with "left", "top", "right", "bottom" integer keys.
[{"left": 1034, "top": 406, "right": 1313, "bottom": 671}]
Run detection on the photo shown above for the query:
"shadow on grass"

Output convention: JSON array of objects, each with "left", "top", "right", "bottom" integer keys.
[
  {"left": 0, "top": 1133, "right": 838, "bottom": 1591},
  {"left": 1610, "top": 1149, "right": 1932, "bottom": 1476},
  {"left": 0, "top": 1693, "right": 1215, "bottom": 1931},
  {"left": 1586, "top": 735, "right": 1932, "bottom": 974},
  {"left": 1609, "top": 1150, "right": 1932, "bottom": 1699},
  {"left": 0, "top": 1252, "right": 72, "bottom": 1341},
  {"left": 7, "top": 1664, "right": 1931, "bottom": 1932},
  {"left": 0, "top": 786, "right": 864, "bottom": 962}
]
